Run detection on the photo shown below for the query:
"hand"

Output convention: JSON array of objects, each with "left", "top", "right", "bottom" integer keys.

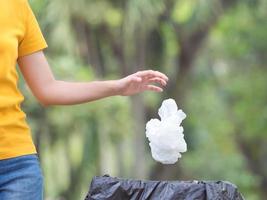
[{"left": 116, "top": 70, "right": 169, "bottom": 96}]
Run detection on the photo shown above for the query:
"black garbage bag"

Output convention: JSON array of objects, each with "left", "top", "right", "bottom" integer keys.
[{"left": 85, "top": 175, "right": 244, "bottom": 200}]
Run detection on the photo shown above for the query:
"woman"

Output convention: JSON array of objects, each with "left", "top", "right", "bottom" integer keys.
[{"left": 0, "top": 0, "right": 168, "bottom": 199}]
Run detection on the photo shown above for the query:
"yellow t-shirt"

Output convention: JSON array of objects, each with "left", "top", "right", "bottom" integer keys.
[{"left": 0, "top": 0, "right": 47, "bottom": 159}]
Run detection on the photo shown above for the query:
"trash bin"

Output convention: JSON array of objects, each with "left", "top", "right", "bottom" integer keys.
[{"left": 84, "top": 175, "right": 244, "bottom": 200}]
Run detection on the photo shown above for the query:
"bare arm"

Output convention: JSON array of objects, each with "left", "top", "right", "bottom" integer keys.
[{"left": 18, "top": 51, "right": 168, "bottom": 106}]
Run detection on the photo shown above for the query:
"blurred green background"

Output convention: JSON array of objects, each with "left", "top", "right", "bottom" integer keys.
[{"left": 18, "top": 0, "right": 267, "bottom": 199}]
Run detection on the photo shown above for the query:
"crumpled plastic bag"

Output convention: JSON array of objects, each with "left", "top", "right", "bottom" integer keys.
[
  {"left": 85, "top": 175, "right": 245, "bottom": 200},
  {"left": 146, "top": 98, "right": 187, "bottom": 164}
]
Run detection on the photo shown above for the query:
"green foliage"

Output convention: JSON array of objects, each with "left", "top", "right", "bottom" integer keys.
[{"left": 172, "top": 0, "right": 196, "bottom": 24}]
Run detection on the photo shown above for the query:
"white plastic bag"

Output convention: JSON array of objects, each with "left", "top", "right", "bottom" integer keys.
[{"left": 146, "top": 99, "right": 187, "bottom": 164}]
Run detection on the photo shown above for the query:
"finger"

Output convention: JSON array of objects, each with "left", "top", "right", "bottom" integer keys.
[
  {"left": 136, "top": 70, "right": 158, "bottom": 79},
  {"left": 147, "top": 77, "right": 167, "bottom": 86},
  {"left": 136, "top": 70, "right": 168, "bottom": 81},
  {"left": 154, "top": 70, "right": 169, "bottom": 81},
  {"left": 143, "top": 85, "right": 163, "bottom": 92}
]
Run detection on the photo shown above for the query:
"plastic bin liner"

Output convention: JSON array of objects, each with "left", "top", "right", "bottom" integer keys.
[{"left": 85, "top": 175, "right": 244, "bottom": 200}]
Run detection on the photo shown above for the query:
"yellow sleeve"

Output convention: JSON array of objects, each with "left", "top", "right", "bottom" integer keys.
[{"left": 18, "top": 0, "right": 48, "bottom": 57}]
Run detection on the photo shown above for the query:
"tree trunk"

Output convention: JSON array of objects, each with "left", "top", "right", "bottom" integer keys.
[
  {"left": 129, "top": 28, "right": 148, "bottom": 178},
  {"left": 130, "top": 95, "right": 147, "bottom": 178}
]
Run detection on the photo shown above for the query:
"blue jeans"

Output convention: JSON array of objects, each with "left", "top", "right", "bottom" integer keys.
[{"left": 0, "top": 154, "right": 43, "bottom": 200}]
